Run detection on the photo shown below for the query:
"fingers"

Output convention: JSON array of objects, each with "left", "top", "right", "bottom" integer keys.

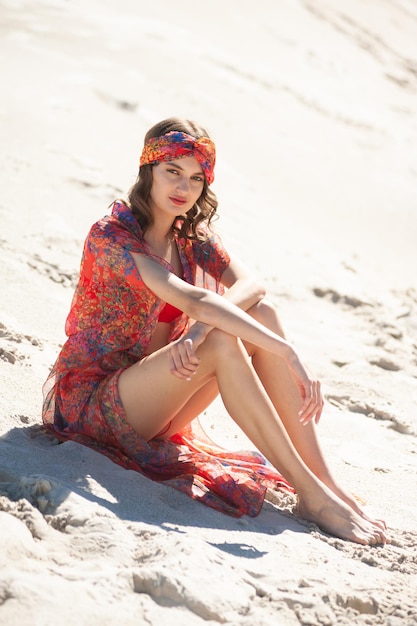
[
  {"left": 298, "top": 379, "right": 324, "bottom": 426},
  {"left": 169, "top": 338, "right": 201, "bottom": 381},
  {"left": 287, "top": 353, "right": 324, "bottom": 425}
]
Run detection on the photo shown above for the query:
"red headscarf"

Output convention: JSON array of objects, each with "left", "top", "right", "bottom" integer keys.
[{"left": 140, "top": 131, "right": 216, "bottom": 185}]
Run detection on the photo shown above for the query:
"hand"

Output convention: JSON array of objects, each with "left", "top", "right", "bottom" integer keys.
[
  {"left": 168, "top": 338, "right": 200, "bottom": 380},
  {"left": 168, "top": 323, "right": 209, "bottom": 381},
  {"left": 286, "top": 350, "right": 324, "bottom": 425}
]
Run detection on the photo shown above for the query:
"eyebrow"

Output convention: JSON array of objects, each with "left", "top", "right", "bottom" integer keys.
[{"left": 166, "top": 161, "right": 204, "bottom": 176}]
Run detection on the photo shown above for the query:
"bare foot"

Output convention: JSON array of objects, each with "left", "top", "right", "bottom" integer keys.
[
  {"left": 297, "top": 489, "right": 390, "bottom": 545},
  {"left": 322, "top": 478, "right": 387, "bottom": 532}
]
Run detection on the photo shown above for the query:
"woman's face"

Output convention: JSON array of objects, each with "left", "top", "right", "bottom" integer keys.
[{"left": 149, "top": 156, "right": 205, "bottom": 219}]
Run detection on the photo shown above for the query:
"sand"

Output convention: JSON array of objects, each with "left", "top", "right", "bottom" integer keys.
[{"left": 1, "top": 0, "right": 417, "bottom": 624}]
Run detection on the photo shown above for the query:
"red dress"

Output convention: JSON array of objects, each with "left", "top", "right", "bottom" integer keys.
[{"left": 42, "top": 201, "right": 294, "bottom": 517}]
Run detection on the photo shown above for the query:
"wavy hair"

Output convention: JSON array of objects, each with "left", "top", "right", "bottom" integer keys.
[{"left": 126, "top": 118, "right": 218, "bottom": 240}]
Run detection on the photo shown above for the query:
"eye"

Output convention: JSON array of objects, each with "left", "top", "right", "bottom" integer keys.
[
  {"left": 191, "top": 175, "right": 204, "bottom": 183},
  {"left": 167, "top": 168, "right": 180, "bottom": 176}
]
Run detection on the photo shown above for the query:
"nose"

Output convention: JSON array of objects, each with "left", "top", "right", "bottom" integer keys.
[{"left": 176, "top": 176, "right": 189, "bottom": 193}]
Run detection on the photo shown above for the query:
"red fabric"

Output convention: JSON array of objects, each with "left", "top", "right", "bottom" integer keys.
[
  {"left": 42, "top": 201, "right": 294, "bottom": 517},
  {"left": 158, "top": 302, "right": 183, "bottom": 323},
  {"left": 140, "top": 131, "right": 216, "bottom": 185}
]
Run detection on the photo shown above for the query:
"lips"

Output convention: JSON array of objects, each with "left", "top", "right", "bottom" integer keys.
[{"left": 169, "top": 197, "right": 187, "bottom": 207}]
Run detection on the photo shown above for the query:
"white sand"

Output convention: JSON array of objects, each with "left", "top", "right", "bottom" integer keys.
[{"left": 1, "top": 1, "right": 417, "bottom": 624}]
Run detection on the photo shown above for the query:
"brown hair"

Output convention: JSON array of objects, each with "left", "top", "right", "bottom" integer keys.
[{"left": 126, "top": 117, "right": 218, "bottom": 240}]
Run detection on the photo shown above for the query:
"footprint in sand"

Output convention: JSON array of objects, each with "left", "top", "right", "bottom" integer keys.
[
  {"left": 0, "top": 346, "right": 25, "bottom": 364},
  {"left": 0, "top": 322, "right": 42, "bottom": 364},
  {"left": 369, "top": 356, "right": 402, "bottom": 372},
  {"left": 312, "top": 286, "right": 372, "bottom": 309},
  {"left": 0, "top": 492, "right": 49, "bottom": 540},
  {"left": 325, "top": 394, "right": 413, "bottom": 435},
  {"left": 314, "top": 285, "right": 417, "bottom": 376},
  {"left": 27, "top": 254, "right": 78, "bottom": 288}
]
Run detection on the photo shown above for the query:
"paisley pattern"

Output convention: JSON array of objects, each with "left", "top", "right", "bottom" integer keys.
[
  {"left": 42, "top": 201, "right": 294, "bottom": 517},
  {"left": 140, "top": 131, "right": 216, "bottom": 184}
]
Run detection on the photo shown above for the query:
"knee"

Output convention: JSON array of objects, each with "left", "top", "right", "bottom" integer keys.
[
  {"left": 205, "top": 327, "right": 240, "bottom": 349},
  {"left": 247, "top": 298, "right": 286, "bottom": 338},
  {"left": 247, "top": 298, "right": 276, "bottom": 323},
  {"left": 202, "top": 327, "right": 243, "bottom": 359}
]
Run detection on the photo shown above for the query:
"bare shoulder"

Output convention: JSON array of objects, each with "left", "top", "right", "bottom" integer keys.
[{"left": 130, "top": 251, "right": 201, "bottom": 308}]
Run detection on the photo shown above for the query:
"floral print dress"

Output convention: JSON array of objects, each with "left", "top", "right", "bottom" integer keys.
[{"left": 42, "top": 201, "right": 294, "bottom": 517}]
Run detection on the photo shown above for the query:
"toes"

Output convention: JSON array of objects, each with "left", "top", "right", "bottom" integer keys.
[
  {"left": 367, "top": 529, "right": 384, "bottom": 545},
  {"left": 370, "top": 517, "right": 387, "bottom": 531},
  {"left": 354, "top": 519, "right": 390, "bottom": 546},
  {"left": 370, "top": 528, "right": 390, "bottom": 545}
]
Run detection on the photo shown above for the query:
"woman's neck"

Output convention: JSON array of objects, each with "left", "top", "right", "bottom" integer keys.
[
  {"left": 145, "top": 224, "right": 173, "bottom": 246},
  {"left": 145, "top": 223, "right": 176, "bottom": 260}
]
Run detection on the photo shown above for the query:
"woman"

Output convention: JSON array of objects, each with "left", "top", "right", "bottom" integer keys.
[{"left": 43, "top": 117, "right": 388, "bottom": 545}]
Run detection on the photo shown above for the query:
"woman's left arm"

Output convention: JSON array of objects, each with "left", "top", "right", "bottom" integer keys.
[
  {"left": 187, "top": 254, "right": 265, "bottom": 342},
  {"left": 220, "top": 254, "right": 266, "bottom": 311}
]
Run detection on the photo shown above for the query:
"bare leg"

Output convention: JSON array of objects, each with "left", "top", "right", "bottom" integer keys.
[
  {"left": 156, "top": 378, "right": 219, "bottom": 439},
  {"left": 118, "top": 328, "right": 388, "bottom": 544},
  {"left": 244, "top": 299, "right": 387, "bottom": 528}
]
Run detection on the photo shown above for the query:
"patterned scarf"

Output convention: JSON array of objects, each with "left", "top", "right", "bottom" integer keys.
[{"left": 140, "top": 131, "right": 216, "bottom": 185}]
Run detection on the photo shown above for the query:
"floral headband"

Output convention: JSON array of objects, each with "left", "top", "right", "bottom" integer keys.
[{"left": 139, "top": 131, "right": 216, "bottom": 185}]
